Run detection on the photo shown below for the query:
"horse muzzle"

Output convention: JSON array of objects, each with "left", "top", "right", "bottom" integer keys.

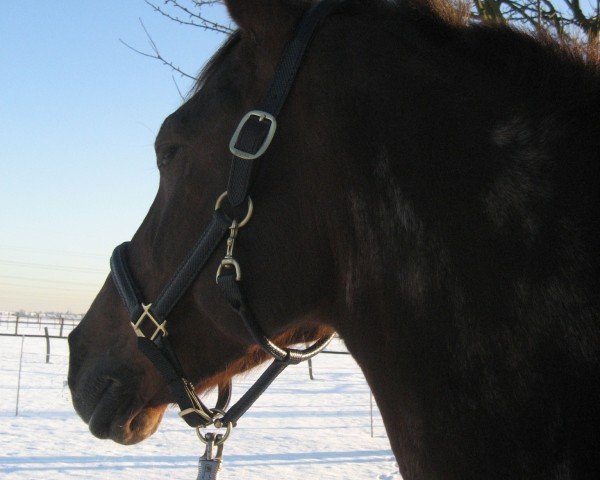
[{"left": 68, "top": 324, "right": 167, "bottom": 445}]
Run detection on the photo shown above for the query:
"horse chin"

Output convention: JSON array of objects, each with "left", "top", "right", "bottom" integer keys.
[
  {"left": 85, "top": 385, "right": 167, "bottom": 445},
  {"left": 70, "top": 364, "right": 167, "bottom": 445},
  {"left": 108, "top": 405, "right": 166, "bottom": 445},
  {"left": 85, "top": 392, "right": 166, "bottom": 445}
]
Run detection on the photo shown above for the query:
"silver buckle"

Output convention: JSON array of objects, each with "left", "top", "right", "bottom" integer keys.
[
  {"left": 179, "top": 407, "right": 213, "bottom": 424},
  {"left": 131, "top": 303, "right": 167, "bottom": 341},
  {"left": 229, "top": 110, "right": 277, "bottom": 160}
]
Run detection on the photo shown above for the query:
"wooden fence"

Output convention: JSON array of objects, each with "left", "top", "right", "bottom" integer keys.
[{"left": 0, "top": 311, "right": 82, "bottom": 339}]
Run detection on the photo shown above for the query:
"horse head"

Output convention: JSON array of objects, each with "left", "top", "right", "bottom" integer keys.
[{"left": 68, "top": 0, "right": 341, "bottom": 445}]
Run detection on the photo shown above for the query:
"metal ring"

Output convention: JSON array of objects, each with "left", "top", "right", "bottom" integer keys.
[
  {"left": 214, "top": 191, "right": 254, "bottom": 228},
  {"left": 195, "top": 409, "right": 232, "bottom": 445}
]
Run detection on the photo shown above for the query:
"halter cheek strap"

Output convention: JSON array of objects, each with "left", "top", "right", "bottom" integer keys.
[
  {"left": 226, "top": 0, "right": 344, "bottom": 207},
  {"left": 110, "top": 0, "right": 343, "bottom": 431}
]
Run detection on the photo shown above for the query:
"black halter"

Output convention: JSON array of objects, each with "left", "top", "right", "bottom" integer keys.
[{"left": 110, "top": 0, "right": 342, "bottom": 433}]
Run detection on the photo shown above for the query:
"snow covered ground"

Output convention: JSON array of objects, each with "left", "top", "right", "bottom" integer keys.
[{"left": 0, "top": 326, "right": 401, "bottom": 479}]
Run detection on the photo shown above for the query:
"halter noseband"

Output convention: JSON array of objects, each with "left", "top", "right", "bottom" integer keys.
[{"left": 109, "top": 0, "right": 342, "bottom": 435}]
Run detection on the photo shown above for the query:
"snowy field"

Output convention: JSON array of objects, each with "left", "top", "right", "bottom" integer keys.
[{"left": 0, "top": 324, "right": 401, "bottom": 479}]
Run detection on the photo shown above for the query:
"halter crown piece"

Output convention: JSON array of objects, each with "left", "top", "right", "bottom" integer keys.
[{"left": 109, "top": 1, "right": 344, "bottom": 477}]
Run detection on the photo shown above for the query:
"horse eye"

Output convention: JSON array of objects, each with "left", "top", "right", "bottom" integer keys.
[{"left": 157, "top": 145, "right": 180, "bottom": 169}]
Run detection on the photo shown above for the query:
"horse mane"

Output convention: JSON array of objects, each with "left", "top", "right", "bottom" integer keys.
[
  {"left": 190, "top": 30, "right": 243, "bottom": 97},
  {"left": 190, "top": 0, "right": 599, "bottom": 108},
  {"left": 397, "top": 0, "right": 599, "bottom": 68},
  {"left": 389, "top": 0, "right": 600, "bottom": 108}
]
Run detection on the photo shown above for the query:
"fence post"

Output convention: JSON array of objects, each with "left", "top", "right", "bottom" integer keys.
[
  {"left": 370, "top": 391, "right": 374, "bottom": 438},
  {"left": 59, "top": 316, "right": 65, "bottom": 338},
  {"left": 14, "top": 313, "right": 19, "bottom": 335},
  {"left": 307, "top": 358, "right": 315, "bottom": 380},
  {"left": 15, "top": 335, "right": 25, "bottom": 416},
  {"left": 44, "top": 327, "right": 50, "bottom": 364}
]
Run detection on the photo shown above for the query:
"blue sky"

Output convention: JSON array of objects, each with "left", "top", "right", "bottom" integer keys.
[{"left": 1, "top": 1, "right": 231, "bottom": 312}]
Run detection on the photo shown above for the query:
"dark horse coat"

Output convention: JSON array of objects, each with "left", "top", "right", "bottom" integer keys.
[{"left": 68, "top": 1, "right": 600, "bottom": 479}]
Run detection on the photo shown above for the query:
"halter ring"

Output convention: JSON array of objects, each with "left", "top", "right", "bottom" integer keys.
[
  {"left": 214, "top": 191, "right": 253, "bottom": 228},
  {"left": 196, "top": 409, "right": 233, "bottom": 445}
]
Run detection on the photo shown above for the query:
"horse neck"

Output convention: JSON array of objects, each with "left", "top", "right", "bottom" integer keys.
[
  {"left": 316, "top": 20, "right": 600, "bottom": 471},
  {"left": 322, "top": 15, "right": 600, "bottom": 336}
]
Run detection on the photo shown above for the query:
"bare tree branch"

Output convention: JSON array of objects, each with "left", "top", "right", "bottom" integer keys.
[
  {"left": 143, "top": 0, "right": 234, "bottom": 35},
  {"left": 119, "top": 19, "right": 197, "bottom": 81},
  {"left": 172, "top": 75, "right": 186, "bottom": 101},
  {"left": 469, "top": 0, "right": 600, "bottom": 42},
  {"left": 131, "top": 0, "right": 599, "bottom": 81}
]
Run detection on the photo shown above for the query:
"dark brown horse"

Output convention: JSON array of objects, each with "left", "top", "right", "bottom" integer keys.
[{"left": 68, "top": 0, "right": 600, "bottom": 478}]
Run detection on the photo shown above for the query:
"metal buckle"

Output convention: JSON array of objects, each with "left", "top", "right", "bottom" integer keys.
[
  {"left": 131, "top": 303, "right": 167, "bottom": 341},
  {"left": 229, "top": 110, "right": 277, "bottom": 160},
  {"left": 179, "top": 407, "right": 214, "bottom": 424}
]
